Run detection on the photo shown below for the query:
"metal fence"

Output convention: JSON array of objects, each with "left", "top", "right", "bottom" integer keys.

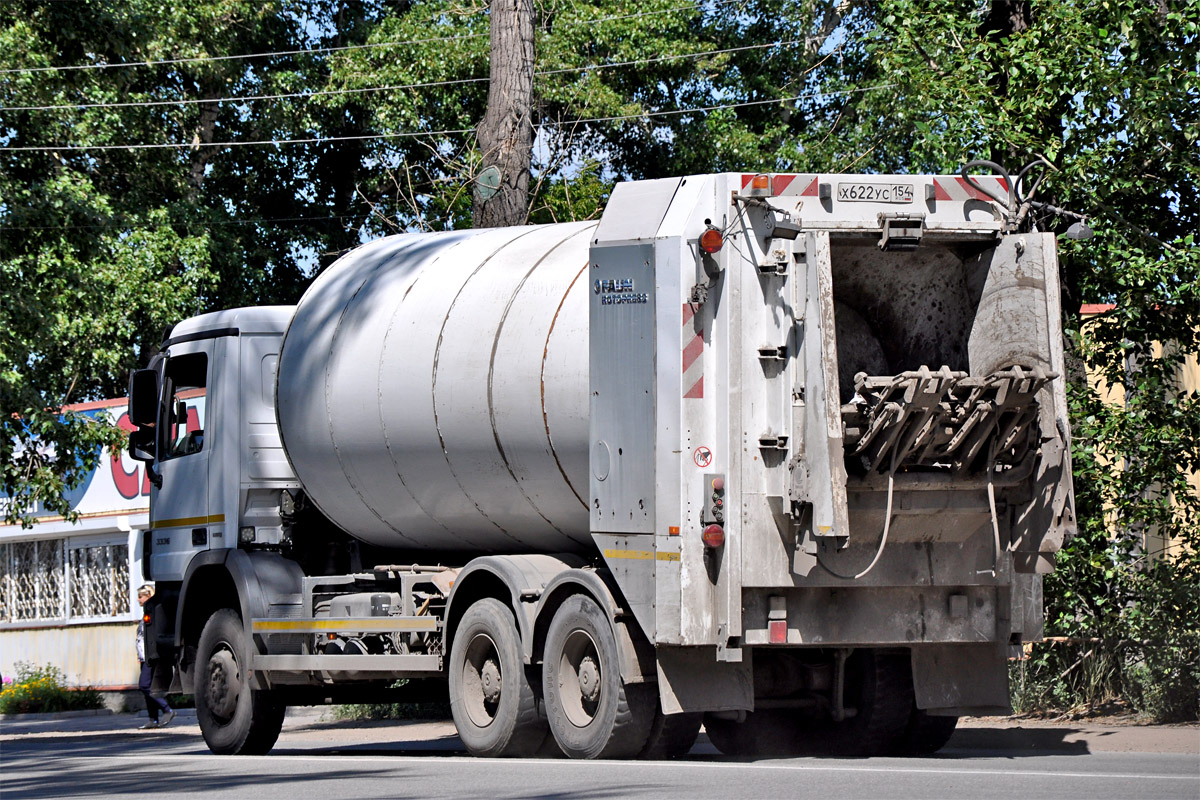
[{"left": 0, "top": 538, "right": 130, "bottom": 623}]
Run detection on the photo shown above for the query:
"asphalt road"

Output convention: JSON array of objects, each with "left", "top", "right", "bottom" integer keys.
[{"left": 2, "top": 710, "right": 1197, "bottom": 800}]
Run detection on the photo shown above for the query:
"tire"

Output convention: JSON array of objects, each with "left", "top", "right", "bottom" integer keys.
[
  {"left": 542, "top": 594, "right": 655, "bottom": 759},
  {"left": 639, "top": 708, "right": 702, "bottom": 759},
  {"left": 899, "top": 709, "right": 959, "bottom": 755},
  {"left": 703, "top": 710, "right": 803, "bottom": 757},
  {"left": 449, "top": 598, "right": 548, "bottom": 757},
  {"left": 195, "top": 609, "right": 285, "bottom": 755},
  {"left": 826, "top": 650, "right": 914, "bottom": 756}
]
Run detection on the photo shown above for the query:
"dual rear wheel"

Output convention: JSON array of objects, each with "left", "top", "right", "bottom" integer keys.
[{"left": 451, "top": 593, "right": 700, "bottom": 760}]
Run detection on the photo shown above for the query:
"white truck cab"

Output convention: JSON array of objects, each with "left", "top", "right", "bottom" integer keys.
[{"left": 128, "top": 307, "right": 296, "bottom": 581}]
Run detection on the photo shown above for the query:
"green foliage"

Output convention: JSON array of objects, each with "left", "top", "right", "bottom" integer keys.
[
  {"left": 0, "top": 0, "right": 372, "bottom": 523},
  {"left": 333, "top": 700, "right": 452, "bottom": 721},
  {"left": 0, "top": 663, "right": 104, "bottom": 715},
  {"left": 332, "top": 679, "right": 451, "bottom": 721}
]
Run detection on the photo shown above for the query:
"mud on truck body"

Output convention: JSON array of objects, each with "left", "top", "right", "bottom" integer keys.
[{"left": 126, "top": 171, "right": 1075, "bottom": 758}]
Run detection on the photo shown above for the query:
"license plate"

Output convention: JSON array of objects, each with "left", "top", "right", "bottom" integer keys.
[{"left": 837, "top": 183, "right": 914, "bottom": 204}]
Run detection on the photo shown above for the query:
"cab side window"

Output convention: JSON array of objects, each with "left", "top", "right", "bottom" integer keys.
[{"left": 160, "top": 353, "right": 208, "bottom": 460}]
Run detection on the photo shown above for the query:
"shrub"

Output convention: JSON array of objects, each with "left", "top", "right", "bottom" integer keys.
[
  {"left": 333, "top": 700, "right": 452, "bottom": 721},
  {"left": 0, "top": 662, "right": 104, "bottom": 715},
  {"left": 333, "top": 679, "right": 451, "bottom": 721}
]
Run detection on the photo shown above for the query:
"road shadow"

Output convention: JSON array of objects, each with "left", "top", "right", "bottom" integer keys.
[
  {"left": 936, "top": 725, "right": 1091, "bottom": 757},
  {"left": 680, "top": 724, "right": 1092, "bottom": 763}
]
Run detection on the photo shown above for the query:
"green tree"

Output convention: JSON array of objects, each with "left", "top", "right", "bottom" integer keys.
[{"left": 0, "top": 0, "right": 383, "bottom": 523}]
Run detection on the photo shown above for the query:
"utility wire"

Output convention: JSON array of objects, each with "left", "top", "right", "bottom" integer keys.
[
  {"left": 2, "top": 212, "right": 365, "bottom": 232},
  {"left": 3, "top": 40, "right": 799, "bottom": 113},
  {"left": 0, "top": 1, "right": 738, "bottom": 75},
  {"left": 0, "top": 85, "right": 893, "bottom": 152}
]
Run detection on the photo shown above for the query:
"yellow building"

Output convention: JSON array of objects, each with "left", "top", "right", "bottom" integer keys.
[{"left": 1081, "top": 304, "right": 1200, "bottom": 560}]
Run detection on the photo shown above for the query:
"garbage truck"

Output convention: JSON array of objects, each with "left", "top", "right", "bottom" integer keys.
[{"left": 126, "top": 170, "right": 1075, "bottom": 758}]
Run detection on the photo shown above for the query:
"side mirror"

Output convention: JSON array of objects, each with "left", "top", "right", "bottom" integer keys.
[
  {"left": 129, "top": 369, "right": 159, "bottom": 428},
  {"left": 128, "top": 427, "right": 155, "bottom": 463},
  {"left": 128, "top": 429, "right": 163, "bottom": 489}
]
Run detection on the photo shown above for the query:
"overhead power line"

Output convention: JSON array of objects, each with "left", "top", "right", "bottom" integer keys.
[
  {"left": 0, "top": 86, "right": 896, "bottom": 153},
  {"left": 3, "top": 40, "right": 800, "bottom": 113},
  {"left": 2, "top": 211, "right": 365, "bottom": 232},
  {"left": 0, "top": 1, "right": 738, "bottom": 75}
]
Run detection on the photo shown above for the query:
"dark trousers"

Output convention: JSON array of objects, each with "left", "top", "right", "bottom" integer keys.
[{"left": 139, "top": 660, "right": 172, "bottom": 720}]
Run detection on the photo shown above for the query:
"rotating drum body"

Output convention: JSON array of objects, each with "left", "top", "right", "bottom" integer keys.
[{"left": 276, "top": 222, "right": 597, "bottom": 552}]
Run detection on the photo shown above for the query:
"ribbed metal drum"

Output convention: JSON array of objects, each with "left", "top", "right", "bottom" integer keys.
[{"left": 276, "top": 222, "right": 598, "bottom": 552}]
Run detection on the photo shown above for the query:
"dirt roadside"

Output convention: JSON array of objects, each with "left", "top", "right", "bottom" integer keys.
[{"left": 952, "top": 714, "right": 1199, "bottom": 755}]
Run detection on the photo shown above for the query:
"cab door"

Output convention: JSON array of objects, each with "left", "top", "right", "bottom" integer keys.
[{"left": 148, "top": 346, "right": 213, "bottom": 581}]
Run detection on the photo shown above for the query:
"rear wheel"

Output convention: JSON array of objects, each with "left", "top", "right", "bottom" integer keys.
[
  {"left": 542, "top": 594, "right": 654, "bottom": 759},
  {"left": 195, "top": 609, "right": 285, "bottom": 755},
  {"left": 703, "top": 710, "right": 803, "bottom": 757},
  {"left": 823, "top": 650, "right": 914, "bottom": 756},
  {"left": 898, "top": 709, "right": 959, "bottom": 755},
  {"left": 639, "top": 707, "right": 702, "bottom": 759},
  {"left": 449, "top": 598, "right": 548, "bottom": 757}
]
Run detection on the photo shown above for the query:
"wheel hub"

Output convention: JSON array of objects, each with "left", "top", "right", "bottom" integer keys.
[
  {"left": 206, "top": 649, "right": 241, "bottom": 720},
  {"left": 577, "top": 655, "right": 601, "bottom": 704},
  {"left": 480, "top": 658, "right": 502, "bottom": 704}
]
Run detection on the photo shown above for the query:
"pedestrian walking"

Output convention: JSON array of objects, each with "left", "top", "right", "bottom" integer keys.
[{"left": 136, "top": 584, "right": 176, "bottom": 729}]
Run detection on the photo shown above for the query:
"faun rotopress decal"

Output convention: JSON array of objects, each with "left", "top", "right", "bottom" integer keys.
[{"left": 594, "top": 277, "right": 649, "bottom": 305}]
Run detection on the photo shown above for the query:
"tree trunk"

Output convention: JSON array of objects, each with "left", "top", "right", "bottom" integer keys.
[{"left": 473, "top": 0, "right": 535, "bottom": 228}]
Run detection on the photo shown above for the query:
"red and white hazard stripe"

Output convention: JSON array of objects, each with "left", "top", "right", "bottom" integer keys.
[
  {"left": 932, "top": 176, "right": 1010, "bottom": 203},
  {"left": 740, "top": 174, "right": 819, "bottom": 197},
  {"left": 682, "top": 303, "right": 703, "bottom": 399}
]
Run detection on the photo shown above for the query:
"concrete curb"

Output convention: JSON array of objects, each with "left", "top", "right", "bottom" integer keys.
[
  {"left": 1, "top": 708, "right": 200, "bottom": 723},
  {"left": 1, "top": 708, "right": 115, "bottom": 722}
]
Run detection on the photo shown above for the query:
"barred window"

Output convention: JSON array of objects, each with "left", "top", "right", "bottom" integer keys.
[
  {"left": 68, "top": 543, "right": 131, "bottom": 618},
  {"left": 0, "top": 538, "right": 131, "bottom": 623}
]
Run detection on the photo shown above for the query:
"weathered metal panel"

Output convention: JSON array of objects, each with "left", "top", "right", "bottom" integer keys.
[
  {"left": 796, "top": 232, "right": 849, "bottom": 544},
  {"left": 592, "top": 177, "right": 681, "bottom": 244},
  {"left": 656, "top": 645, "right": 753, "bottom": 714},
  {"left": 733, "top": 219, "right": 804, "bottom": 592},
  {"left": 589, "top": 243, "right": 656, "bottom": 535},
  {"left": 741, "top": 585, "right": 1000, "bottom": 646},
  {"left": 594, "top": 533, "right": 663, "bottom": 639},
  {"left": 910, "top": 642, "right": 1012, "bottom": 714}
]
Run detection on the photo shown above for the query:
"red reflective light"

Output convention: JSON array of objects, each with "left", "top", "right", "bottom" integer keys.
[
  {"left": 769, "top": 620, "right": 787, "bottom": 644},
  {"left": 702, "top": 524, "right": 725, "bottom": 548},
  {"left": 699, "top": 228, "right": 724, "bottom": 254}
]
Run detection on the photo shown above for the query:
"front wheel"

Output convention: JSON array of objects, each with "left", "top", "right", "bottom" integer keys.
[
  {"left": 542, "top": 595, "right": 654, "bottom": 759},
  {"left": 195, "top": 609, "right": 285, "bottom": 755}
]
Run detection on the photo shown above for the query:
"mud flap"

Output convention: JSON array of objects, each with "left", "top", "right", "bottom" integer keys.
[
  {"left": 910, "top": 643, "right": 1012, "bottom": 715},
  {"left": 656, "top": 645, "right": 753, "bottom": 714}
]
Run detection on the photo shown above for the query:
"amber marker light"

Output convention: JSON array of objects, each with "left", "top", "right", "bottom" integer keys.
[{"left": 699, "top": 227, "right": 724, "bottom": 254}]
